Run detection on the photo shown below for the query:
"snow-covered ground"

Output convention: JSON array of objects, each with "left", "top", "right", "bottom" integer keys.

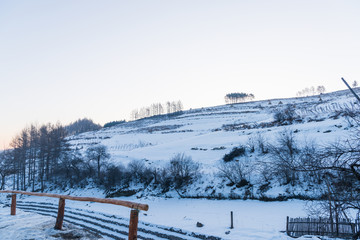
[
  {"left": 0, "top": 194, "right": 324, "bottom": 240},
  {"left": 0, "top": 206, "right": 101, "bottom": 239}
]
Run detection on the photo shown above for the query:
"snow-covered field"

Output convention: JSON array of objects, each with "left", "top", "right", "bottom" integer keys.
[{"left": 0, "top": 194, "right": 323, "bottom": 240}]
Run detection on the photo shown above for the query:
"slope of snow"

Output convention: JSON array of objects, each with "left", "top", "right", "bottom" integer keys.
[
  {"left": 68, "top": 89, "right": 357, "bottom": 167},
  {"left": 64, "top": 89, "right": 359, "bottom": 199}
]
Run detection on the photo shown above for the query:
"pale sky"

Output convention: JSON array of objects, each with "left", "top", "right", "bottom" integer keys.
[{"left": 1, "top": 0, "right": 360, "bottom": 148}]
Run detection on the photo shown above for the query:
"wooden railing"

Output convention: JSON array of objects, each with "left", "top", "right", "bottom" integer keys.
[{"left": 0, "top": 190, "right": 149, "bottom": 240}]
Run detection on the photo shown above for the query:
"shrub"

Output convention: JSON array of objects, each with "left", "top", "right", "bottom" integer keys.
[
  {"left": 223, "top": 146, "right": 246, "bottom": 162},
  {"left": 156, "top": 169, "right": 173, "bottom": 192},
  {"left": 268, "top": 129, "right": 299, "bottom": 185},
  {"left": 218, "top": 160, "right": 254, "bottom": 186},
  {"left": 127, "top": 159, "right": 154, "bottom": 185},
  {"left": 103, "top": 164, "right": 126, "bottom": 190},
  {"left": 273, "top": 105, "right": 298, "bottom": 123},
  {"left": 168, "top": 153, "right": 200, "bottom": 189}
]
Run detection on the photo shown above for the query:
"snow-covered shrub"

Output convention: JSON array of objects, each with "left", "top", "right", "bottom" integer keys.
[
  {"left": 273, "top": 104, "right": 298, "bottom": 123},
  {"left": 247, "top": 133, "right": 268, "bottom": 154},
  {"left": 218, "top": 159, "right": 254, "bottom": 187},
  {"left": 258, "top": 163, "right": 274, "bottom": 184},
  {"left": 155, "top": 168, "right": 173, "bottom": 192},
  {"left": 128, "top": 160, "right": 146, "bottom": 181},
  {"left": 247, "top": 136, "right": 256, "bottom": 153},
  {"left": 223, "top": 146, "right": 246, "bottom": 162},
  {"left": 103, "top": 164, "right": 126, "bottom": 190},
  {"left": 167, "top": 153, "right": 200, "bottom": 189},
  {"left": 127, "top": 159, "right": 154, "bottom": 185}
]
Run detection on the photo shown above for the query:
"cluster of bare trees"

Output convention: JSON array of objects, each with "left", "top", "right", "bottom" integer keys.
[
  {"left": 0, "top": 118, "right": 105, "bottom": 191},
  {"left": 130, "top": 100, "right": 183, "bottom": 120},
  {"left": 268, "top": 125, "right": 360, "bottom": 238},
  {"left": 219, "top": 117, "right": 360, "bottom": 237},
  {"left": 0, "top": 122, "right": 201, "bottom": 192},
  {"left": 0, "top": 123, "right": 67, "bottom": 191},
  {"left": 296, "top": 85, "right": 326, "bottom": 97},
  {"left": 224, "top": 92, "right": 255, "bottom": 104},
  {"left": 103, "top": 153, "right": 200, "bottom": 192}
]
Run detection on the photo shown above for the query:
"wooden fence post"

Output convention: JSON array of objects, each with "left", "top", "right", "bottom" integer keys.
[
  {"left": 286, "top": 216, "right": 289, "bottom": 236},
  {"left": 128, "top": 209, "right": 139, "bottom": 240},
  {"left": 11, "top": 194, "right": 16, "bottom": 215},
  {"left": 230, "top": 211, "right": 234, "bottom": 229},
  {"left": 54, "top": 198, "right": 65, "bottom": 230}
]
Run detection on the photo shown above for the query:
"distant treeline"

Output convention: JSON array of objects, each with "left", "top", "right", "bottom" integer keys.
[
  {"left": 130, "top": 100, "right": 183, "bottom": 120},
  {"left": 224, "top": 92, "right": 255, "bottom": 104},
  {"left": 66, "top": 118, "right": 102, "bottom": 135},
  {"left": 296, "top": 85, "right": 325, "bottom": 97},
  {"left": 103, "top": 120, "right": 126, "bottom": 128}
]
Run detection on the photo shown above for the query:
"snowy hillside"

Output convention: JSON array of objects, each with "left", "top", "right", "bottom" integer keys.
[
  {"left": 1, "top": 89, "right": 359, "bottom": 240},
  {"left": 65, "top": 89, "right": 359, "bottom": 199}
]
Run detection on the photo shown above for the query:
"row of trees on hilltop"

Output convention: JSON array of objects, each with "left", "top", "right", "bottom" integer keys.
[
  {"left": 224, "top": 92, "right": 255, "bottom": 104},
  {"left": 296, "top": 85, "right": 326, "bottom": 97},
  {"left": 65, "top": 118, "right": 102, "bottom": 135},
  {"left": 130, "top": 100, "right": 183, "bottom": 120}
]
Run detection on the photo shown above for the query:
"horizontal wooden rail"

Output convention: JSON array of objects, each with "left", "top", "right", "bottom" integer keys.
[
  {"left": 0, "top": 190, "right": 148, "bottom": 211},
  {"left": 0, "top": 190, "right": 149, "bottom": 240}
]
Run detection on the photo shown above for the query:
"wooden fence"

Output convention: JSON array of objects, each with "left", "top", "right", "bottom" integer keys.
[
  {"left": 286, "top": 216, "right": 359, "bottom": 239},
  {"left": 0, "top": 190, "right": 149, "bottom": 240}
]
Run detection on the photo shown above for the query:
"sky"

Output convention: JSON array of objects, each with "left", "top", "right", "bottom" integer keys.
[{"left": 0, "top": 0, "right": 360, "bottom": 148}]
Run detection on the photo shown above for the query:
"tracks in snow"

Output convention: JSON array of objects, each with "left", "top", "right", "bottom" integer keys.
[{"left": 12, "top": 201, "right": 221, "bottom": 240}]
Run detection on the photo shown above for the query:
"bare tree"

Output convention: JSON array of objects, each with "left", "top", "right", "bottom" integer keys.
[
  {"left": 353, "top": 80, "right": 358, "bottom": 88},
  {"left": 317, "top": 85, "right": 326, "bottom": 94},
  {"left": 130, "top": 100, "right": 184, "bottom": 120},
  {"left": 86, "top": 145, "right": 110, "bottom": 182},
  {"left": 167, "top": 153, "right": 200, "bottom": 189},
  {"left": 297, "top": 85, "right": 326, "bottom": 97},
  {"left": 0, "top": 150, "right": 15, "bottom": 189},
  {"left": 128, "top": 159, "right": 146, "bottom": 182},
  {"left": 268, "top": 129, "right": 299, "bottom": 185},
  {"left": 218, "top": 159, "right": 254, "bottom": 186}
]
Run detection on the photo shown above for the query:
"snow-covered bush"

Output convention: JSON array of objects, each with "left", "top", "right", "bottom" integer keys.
[
  {"left": 218, "top": 159, "right": 254, "bottom": 187},
  {"left": 273, "top": 104, "right": 298, "bottom": 123},
  {"left": 167, "top": 153, "right": 200, "bottom": 189},
  {"left": 125, "top": 159, "right": 153, "bottom": 185},
  {"left": 223, "top": 146, "right": 246, "bottom": 162},
  {"left": 103, "top": 164, "right": 126, "bottom": 190},
  {"left": 247, "top": 133, "right": 268, "bottom": 154}
]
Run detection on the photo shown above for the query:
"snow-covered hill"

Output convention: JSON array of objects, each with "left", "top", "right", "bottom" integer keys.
[
  {"left": 2, "top": 89, "right": 359, "bottom": 240},
  {"left": 66, "top": 89, "right": 359, "bottom": 199}
]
